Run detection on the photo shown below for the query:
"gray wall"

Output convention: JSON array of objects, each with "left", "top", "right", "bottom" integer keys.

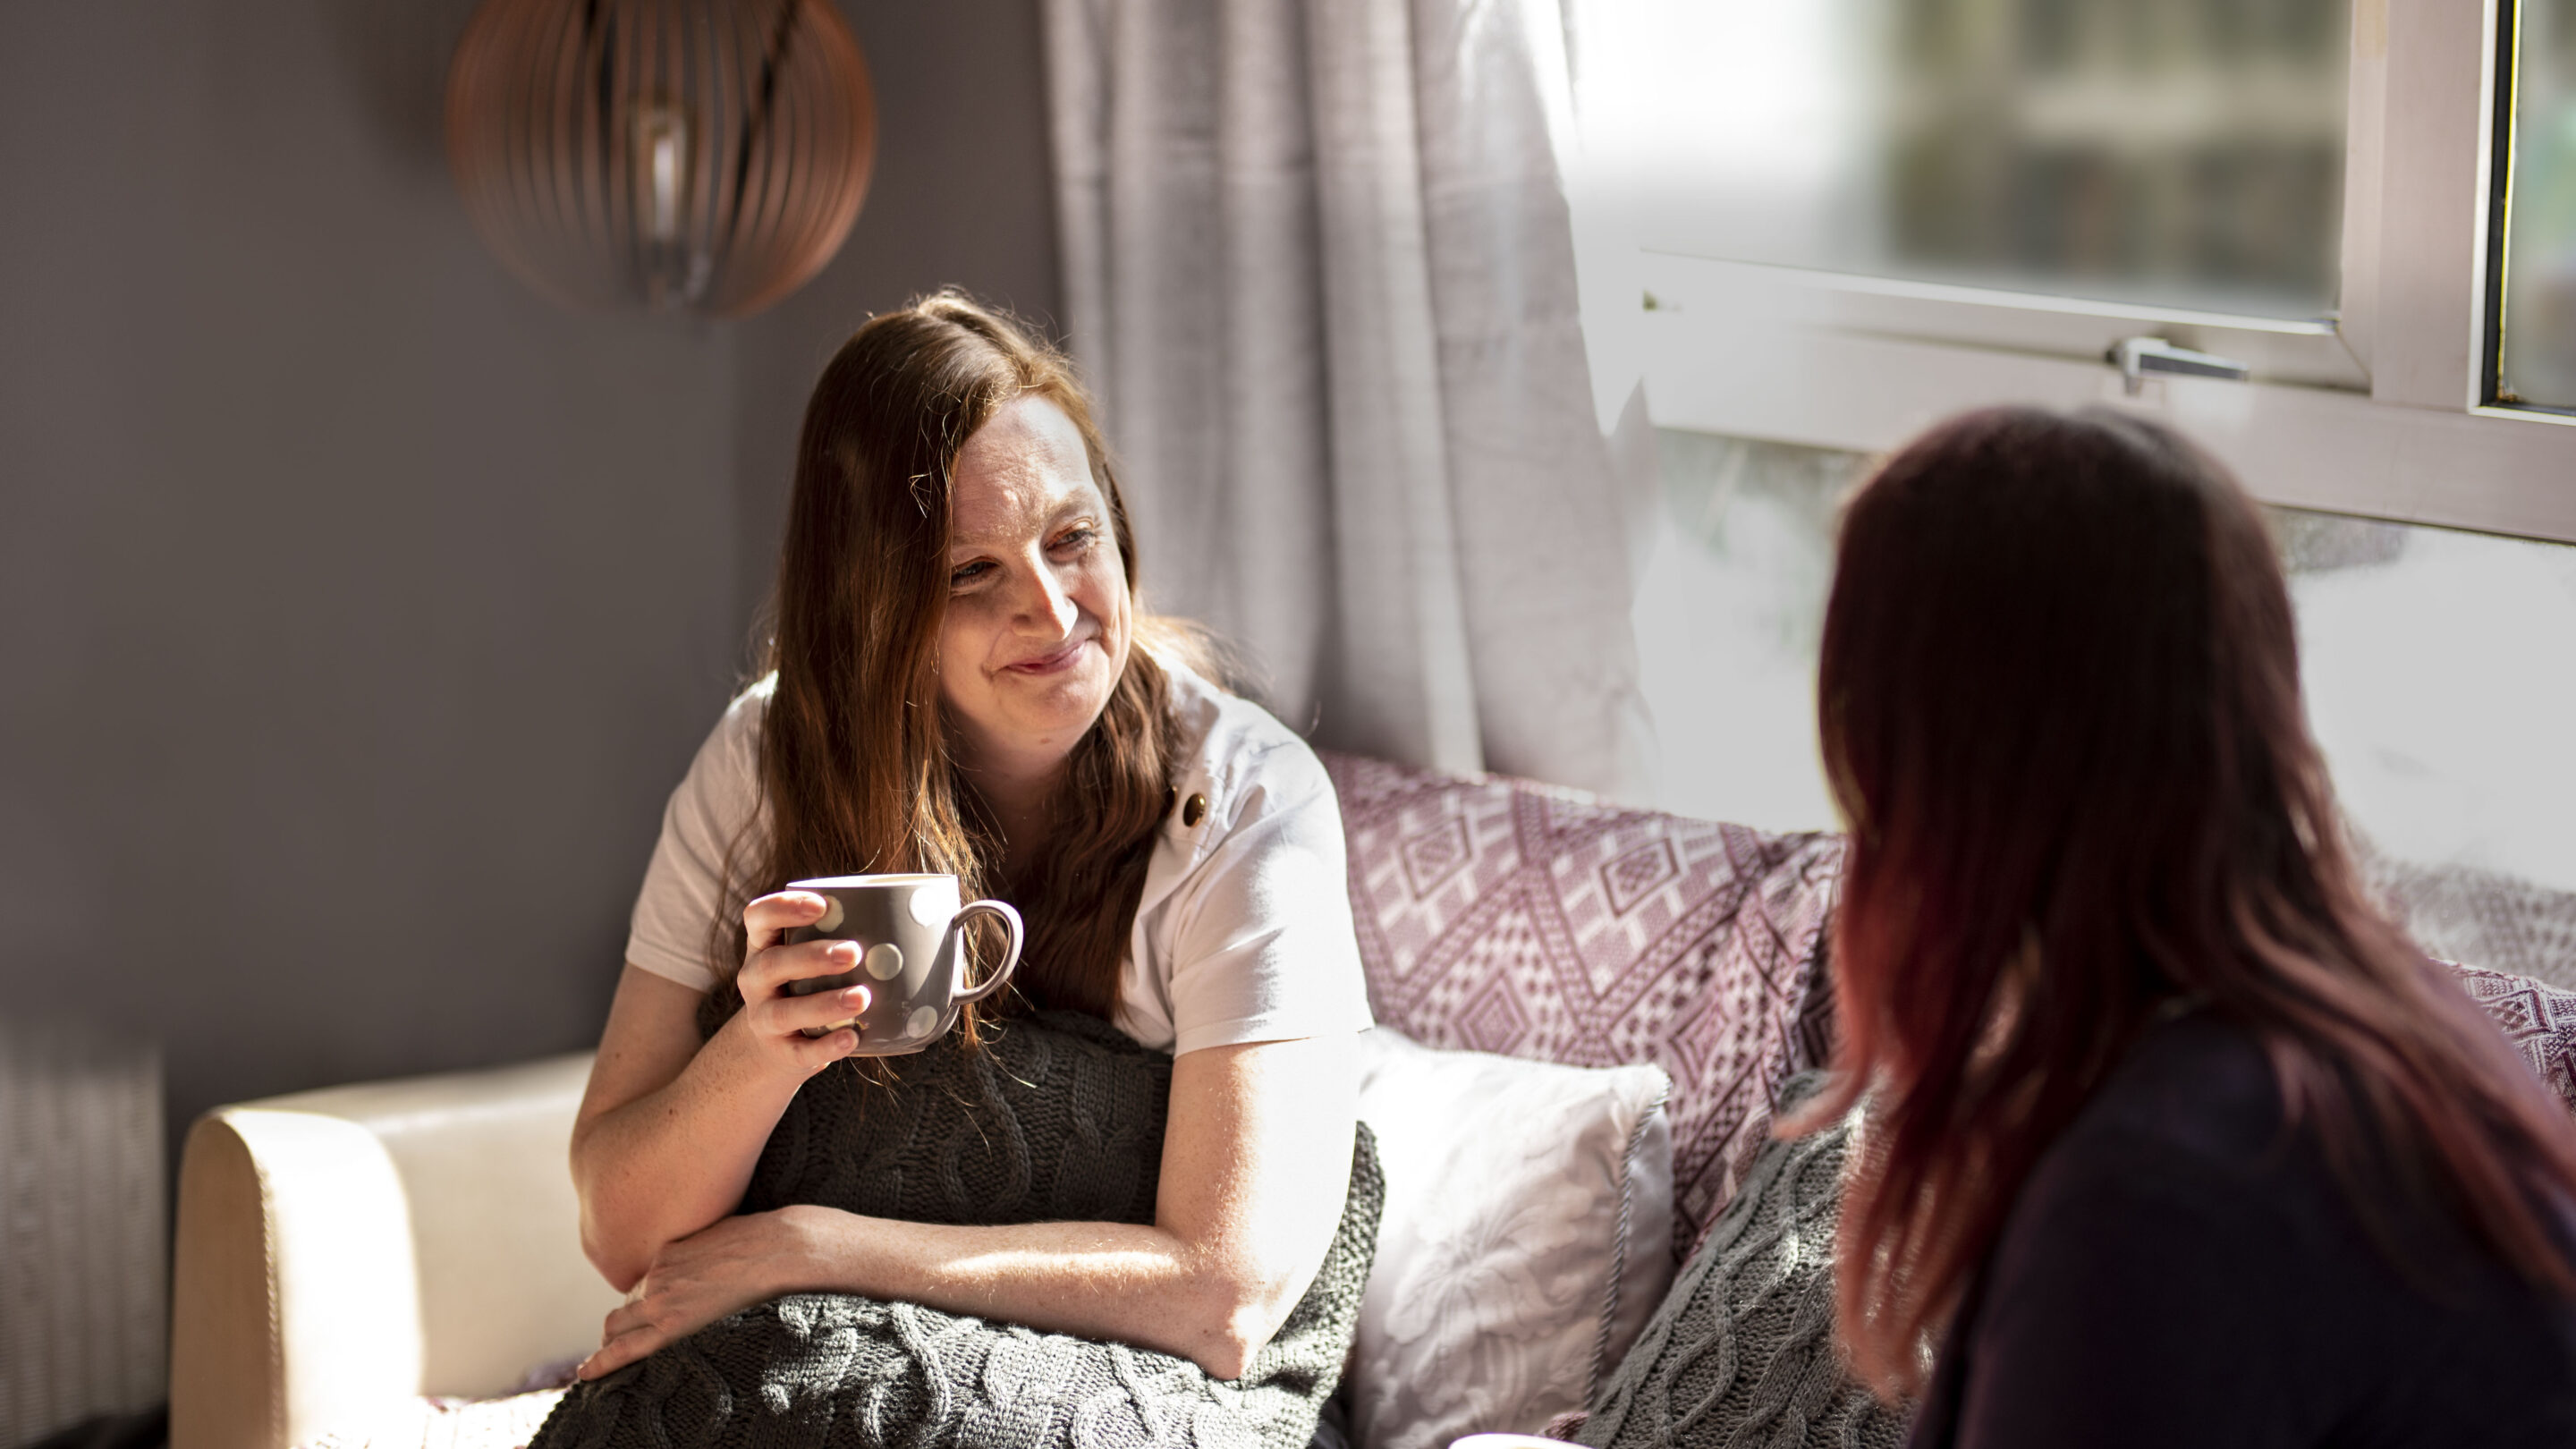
[{"left": 0, "top": 0, "right": 1058, "bottom": 1157}]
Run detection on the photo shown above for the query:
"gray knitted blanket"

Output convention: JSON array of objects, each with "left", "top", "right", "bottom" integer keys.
[
  {"left": 531, "top": 1011, "right": 1382, "bottom": 1449},
  {"left": 1578, "top": 1072, "right": 1910, "bottom": 1449}
]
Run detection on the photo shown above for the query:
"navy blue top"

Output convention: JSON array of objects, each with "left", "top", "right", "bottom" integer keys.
[{"left": 1909, "top": 1011, "right": 2576, "bottom": 1448}]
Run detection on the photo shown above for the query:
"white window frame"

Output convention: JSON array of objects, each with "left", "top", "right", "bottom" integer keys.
[{"left": 1634, "top": 0, "right": 2576, "bottom": 545}]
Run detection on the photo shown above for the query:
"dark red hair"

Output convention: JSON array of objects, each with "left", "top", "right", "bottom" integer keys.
[{"left": 1803, "top": 405, "right": 2576, "bottom": 1392}]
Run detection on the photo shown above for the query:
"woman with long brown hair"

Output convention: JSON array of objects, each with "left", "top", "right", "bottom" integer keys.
[
  {"left": 562, "top": 293, "right": 1372, "bottom": 1384},
  {"left": 1808, "top": 406, "right": 2576, "bottom": 1444}
]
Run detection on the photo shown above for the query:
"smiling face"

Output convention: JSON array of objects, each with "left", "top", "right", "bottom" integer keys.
[{"left": 938, "top": 394, "right": 1133, "bottom": 788}]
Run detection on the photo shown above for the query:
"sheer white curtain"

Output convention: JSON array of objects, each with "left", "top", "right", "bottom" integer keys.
[{"left": 1042, "top": 0, "right": 1653, "bottom": 798}]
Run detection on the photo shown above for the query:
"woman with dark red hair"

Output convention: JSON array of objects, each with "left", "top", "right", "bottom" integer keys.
[{"left": 1805, "top": 407, "right": 2576, "bottom": 1445}]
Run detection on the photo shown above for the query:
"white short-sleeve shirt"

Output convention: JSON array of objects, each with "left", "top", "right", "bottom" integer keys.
[{"left": 623, "top": 663, "right": 1376, "bottom": 1055}]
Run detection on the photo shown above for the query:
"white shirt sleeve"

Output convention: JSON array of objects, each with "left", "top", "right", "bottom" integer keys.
[
  {"left": 1125, "top": 700, "right": 1377, "bottom": 1056},
  {"left": 623, "top": 684, "right": 769, "bottom": 995}
]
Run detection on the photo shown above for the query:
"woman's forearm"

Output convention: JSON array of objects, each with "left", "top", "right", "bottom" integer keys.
[
  {"left": 573, "top": 1018, "right": 804, "bottom": 1291},
  {"left": 775, "top": 1206, "right": 1306, "bottom": 1382},
  {"left": 580, "top": 1037, "right": 1359, "bottom": 1385},
  {"left": 759, "top": 1041, "right": 1358, "bottom": 1383}
]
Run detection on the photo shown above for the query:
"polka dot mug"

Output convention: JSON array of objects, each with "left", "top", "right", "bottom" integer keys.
[{"left": 780, "top": 873, "right": 1024, "bottom": 1055}]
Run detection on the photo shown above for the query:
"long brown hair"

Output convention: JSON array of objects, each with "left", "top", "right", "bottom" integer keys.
[
  {"left": 699, "top": 292, "right": 1192, "bottom": 1038},
  {"left": 1804, "top": 405, "right": 2576, "bottom": 1392}
]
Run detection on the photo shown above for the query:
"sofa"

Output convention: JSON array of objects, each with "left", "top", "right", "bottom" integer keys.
[{"left": 168, "top": 753, "right": 2576, "bottom": 1449}]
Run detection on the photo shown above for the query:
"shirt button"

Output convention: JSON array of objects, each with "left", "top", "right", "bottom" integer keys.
[{"left": 1181, "top": 792, "right": 1208, "bottom": 827}]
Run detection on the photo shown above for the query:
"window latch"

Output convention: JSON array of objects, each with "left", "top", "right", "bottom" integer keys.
[{"left": 2108, "top": 336, "right": 2251, "bottom": 394}]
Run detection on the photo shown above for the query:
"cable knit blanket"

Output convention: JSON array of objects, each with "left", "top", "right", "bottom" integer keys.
[
  {"left": 530, "top": 1011, "right": 1382, "bottom": 1449},
  {"left": 1576, "top": 1071, "right": 1908, "bottom": 1449}
]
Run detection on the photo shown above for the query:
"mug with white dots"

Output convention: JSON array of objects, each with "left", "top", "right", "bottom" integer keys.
[{"left": 779, "top": 873, "right": 1023, "bottom": 1055}]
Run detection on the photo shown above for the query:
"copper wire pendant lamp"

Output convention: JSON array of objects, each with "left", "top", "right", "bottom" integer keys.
[{"left": 445, "top": 0, "right": 876, "bottom": 318}]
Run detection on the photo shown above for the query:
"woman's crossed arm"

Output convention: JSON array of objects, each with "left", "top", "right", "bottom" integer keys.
[{"left": 568, "top": 892, "right": 1359, "bottom": 1383}]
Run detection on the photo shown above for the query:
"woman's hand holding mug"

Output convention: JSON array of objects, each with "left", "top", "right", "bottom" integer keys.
[
  {"left": 777, "top": 874, "right": 1022, "bottom": 1056},
  {"left": 724, "top": 890, "right": 875, "bottom": 1078},
  {"left": 723, "top": 874, "right": 1024, "bottom": 1078}
]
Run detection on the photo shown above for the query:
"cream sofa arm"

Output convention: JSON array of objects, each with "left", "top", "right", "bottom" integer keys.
[{"left": 171, "top": 1053, "right": 622, "bottom": 1449}]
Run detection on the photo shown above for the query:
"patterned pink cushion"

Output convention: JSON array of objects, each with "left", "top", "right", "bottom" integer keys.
[
  {"left": 1321, "top": 752, "right": 1844, "bottom": 1238},
  {"left": 2445, "top": 962, "right": 2576, "bottom": 1113}
]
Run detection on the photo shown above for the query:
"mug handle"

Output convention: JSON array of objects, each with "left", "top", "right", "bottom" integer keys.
[{"left": 945, "top": 899, "right": 1023, "bottom": 1005}]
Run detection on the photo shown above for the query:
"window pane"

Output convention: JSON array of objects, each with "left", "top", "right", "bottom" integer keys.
[
  {"left": 1621, "top": 0, "right": 2348, "bottom": 318},
  {"left": 1637, "top": 428, "right": 2576, "bottom": 987},
  {"left": 2496, "top": 0, "right": 2576, "bottom": 410}
]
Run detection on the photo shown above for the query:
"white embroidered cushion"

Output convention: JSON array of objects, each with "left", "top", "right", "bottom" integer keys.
[{"left": 1350, "top": 1029, "right": 1676, "bottom": 1449}]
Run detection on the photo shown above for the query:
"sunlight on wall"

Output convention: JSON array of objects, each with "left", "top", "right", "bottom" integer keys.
[
  {"left": 1633, "top": 431, "right": 1856, "bottom": 835},
  {"left": 2294, "top": 527, "right": 2576, "bottom": 893},
  {"left": 1637, "top": 428, "right": 2576, "bottom": 908}
]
